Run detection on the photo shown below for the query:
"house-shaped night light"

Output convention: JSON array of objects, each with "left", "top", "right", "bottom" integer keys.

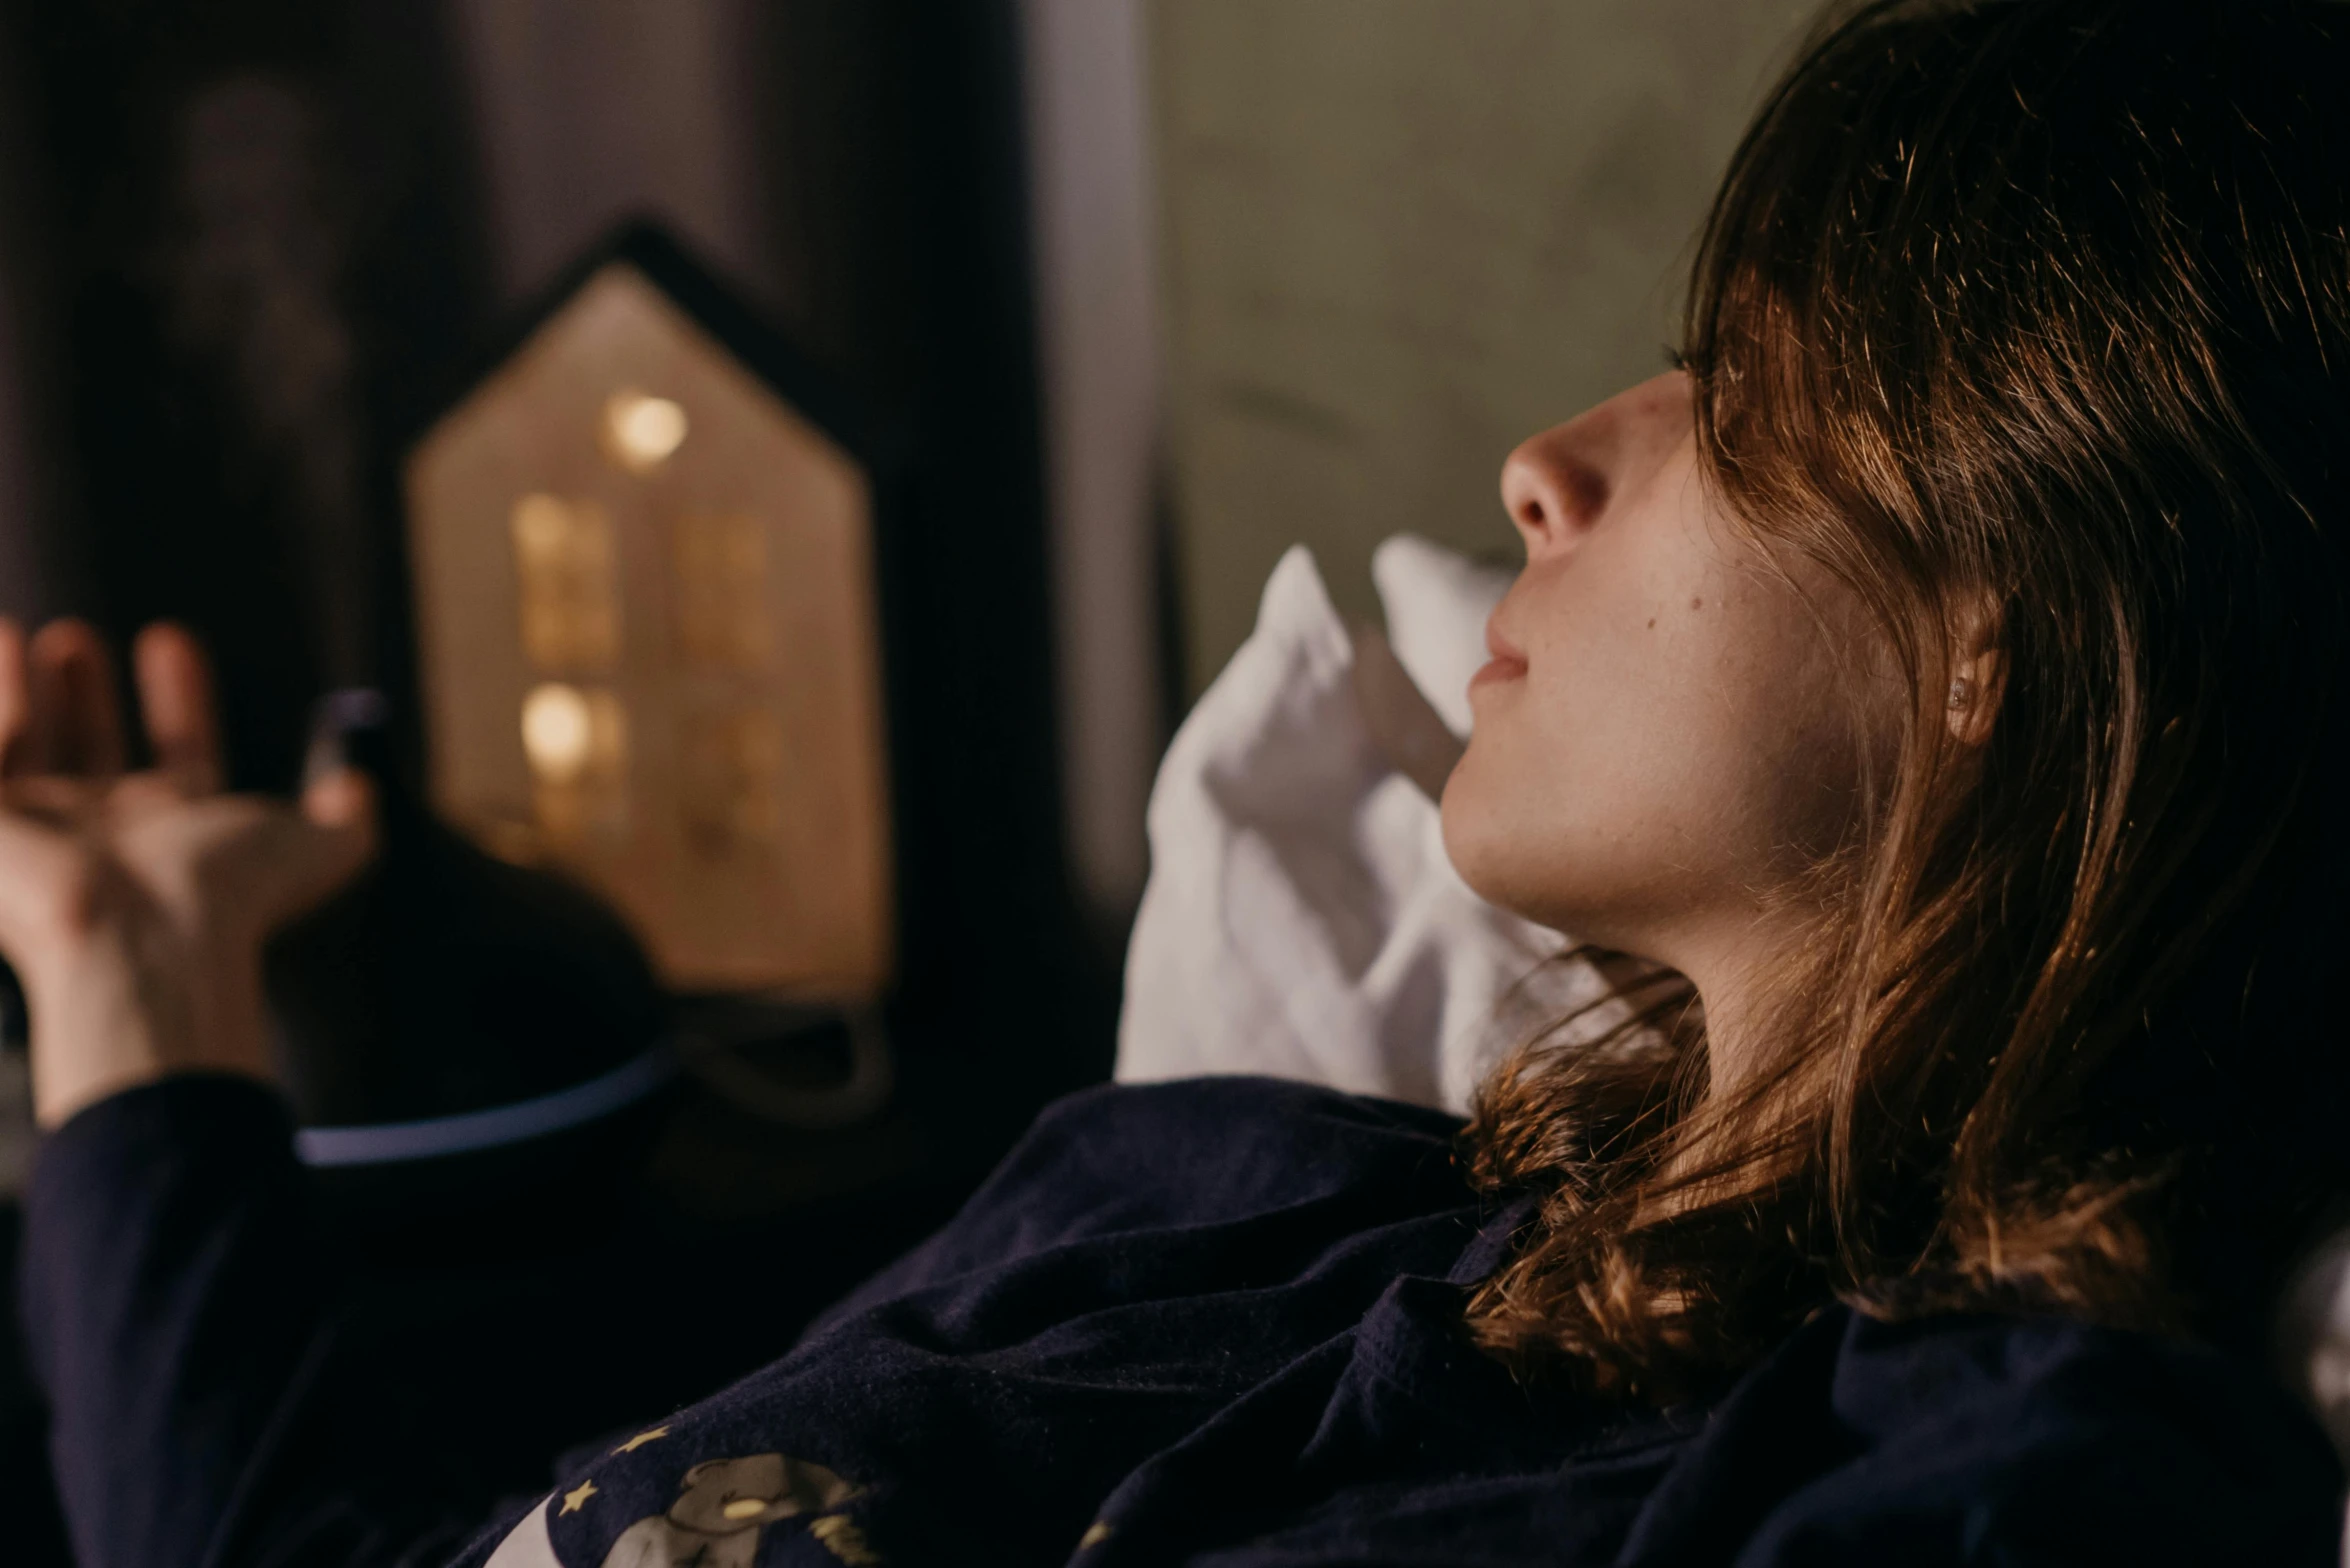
[{"left": 404, "top": 226, "right": 891, "bottom": 1000}]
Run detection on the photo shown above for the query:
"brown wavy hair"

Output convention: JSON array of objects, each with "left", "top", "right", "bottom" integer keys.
[{"left": 1464, "top": 0, "right": 2350, "bottom": 1399}]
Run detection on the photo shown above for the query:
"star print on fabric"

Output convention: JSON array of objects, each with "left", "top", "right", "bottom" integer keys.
[
  {"left": 809, "top": 1513, "right": 882, "bottom": 1565},
  {"left": 560, "top": 1480, "right": 598, "bottom": 1515},
  {"left": 610, "top": 1426, "right": 670, "bottom": 1454}
]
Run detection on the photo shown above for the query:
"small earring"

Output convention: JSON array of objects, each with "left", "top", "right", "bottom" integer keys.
[{"left": 1946, "top": 675, "right": 1976, "bottom": 711}]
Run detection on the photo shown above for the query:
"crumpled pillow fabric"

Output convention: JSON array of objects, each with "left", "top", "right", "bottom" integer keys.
[{"left": 1116, "top": 537, "right": 1619, "bottom": 1114}]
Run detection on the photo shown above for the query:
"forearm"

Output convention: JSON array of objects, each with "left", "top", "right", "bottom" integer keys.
[
  {"left": 21, "top": 1076, "right": 332, "bottom": 1568},
  {"left": 0, "top": 617, "right": 406, "bottom": 1562},
  {"left": 17, "top": 842, "right": 278, "bottom": 1133}
]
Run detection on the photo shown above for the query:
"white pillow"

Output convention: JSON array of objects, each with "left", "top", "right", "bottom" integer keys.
[{"left": 1115, "top": 536, "right": 1618, "bottom": 1114}]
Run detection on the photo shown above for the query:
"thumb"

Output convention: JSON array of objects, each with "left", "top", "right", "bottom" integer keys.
[{"left": 248, "top": 766, "right": 379, "bottom": 929}]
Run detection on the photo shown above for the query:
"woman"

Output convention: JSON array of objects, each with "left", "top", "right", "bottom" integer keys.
[{"left": 14, "top": 0, "right": 2350, "bottom": 1562}]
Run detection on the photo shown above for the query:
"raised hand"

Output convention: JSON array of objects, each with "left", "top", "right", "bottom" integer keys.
[{"left": 0, "top": 619, "right": 376, "bottom": 1127}]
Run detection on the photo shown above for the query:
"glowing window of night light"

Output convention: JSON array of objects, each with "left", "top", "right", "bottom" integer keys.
[
  {"left": 510, "top": 494, "right": 620, "bottom": 671},
  {"left": 404, "top": 258, "right": 892, "bottom": 1000},
  {"left": 602, "top": 389, "right": 689, "bottom": 474},
  {"left": 671, "top": 514, "right": 770, "bottom": 670}
]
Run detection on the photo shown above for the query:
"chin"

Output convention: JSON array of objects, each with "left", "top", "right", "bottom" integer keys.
[
  {"left": 1440, "top": 755, "right": 1614, "bottom": 941},
  {"left": 1438, "top": 760, "right": 1524, "bottom": 913}
]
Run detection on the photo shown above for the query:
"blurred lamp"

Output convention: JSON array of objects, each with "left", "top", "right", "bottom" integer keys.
[
  {"left": 603, "top": 389, "right": 690, "bottom": 473},
  {"left": 405, "top": 238, "right": 892, "bottom": 1004}
]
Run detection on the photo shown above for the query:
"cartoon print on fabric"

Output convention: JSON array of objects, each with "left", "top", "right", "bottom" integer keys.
[{"left": 597, "top": 1453, "right": 861, "bottom": 1568}]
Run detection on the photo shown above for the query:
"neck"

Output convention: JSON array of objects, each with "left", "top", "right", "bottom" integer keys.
[{"left": 1647, "top": 913, "right": 1802, "bottom": 1100}]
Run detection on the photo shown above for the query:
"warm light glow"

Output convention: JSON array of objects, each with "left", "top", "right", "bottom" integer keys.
[
  {"left": 522, "top": 684, "right": 630, "bottom": 841},
  {"left": 721, "top": 1500, "right": 769, "bottom": 1522},
  {"left": 521, "top": 682, "right": 594, "bottom": 783},
  {"left": 602, "top": 389, "right": 688, "bottom": 473},
  {"left": 511, "top": 494, "right": 619, "bottom": 670},
  {"left": 510, "top": 492, "right": 571, "bottom": 555}
]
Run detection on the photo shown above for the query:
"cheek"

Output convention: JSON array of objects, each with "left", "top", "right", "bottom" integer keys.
[
  {"left": 1442, "top": 568, "right": 1878, "bottom": 943},
  {"left": 1442, "top": 581, "right": 1723, "bottom": 935},
  {"left": 1734, "top": 615, "right": 1886, "bottom": 861}
]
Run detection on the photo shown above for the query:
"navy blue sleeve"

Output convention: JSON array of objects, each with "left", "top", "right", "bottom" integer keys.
[
  {"left": 18, "top": 1076, "right": 500, "bottom": 1568},
  {"left": 21, "top": 1077, "right": 332, "bottom": 1568}
]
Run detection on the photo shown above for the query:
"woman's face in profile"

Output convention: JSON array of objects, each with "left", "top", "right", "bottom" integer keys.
[{"left": 1441, "top": 372, "right": 1892, "bottom": 987}]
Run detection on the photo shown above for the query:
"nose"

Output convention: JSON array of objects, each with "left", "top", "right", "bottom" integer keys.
[
  {"left": 1499, "top": 424, "right": 1610, "bottom": 558},
  {"left": 1499, "top": 371, "right": 1689, "bottom": 558}
]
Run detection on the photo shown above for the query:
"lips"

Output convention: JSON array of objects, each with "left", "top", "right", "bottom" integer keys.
[{"left": 1471, "top": 620, "right": 1528, "bottom": 688}]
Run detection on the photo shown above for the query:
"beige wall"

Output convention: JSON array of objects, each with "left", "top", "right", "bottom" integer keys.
[{"left": 1152, "top": 0, "right": 1816, "bottom": 694}]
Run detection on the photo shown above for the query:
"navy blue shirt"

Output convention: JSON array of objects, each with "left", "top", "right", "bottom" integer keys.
[{"left": 20, "top": 1073, "right": 2343, "bottom": 1565}]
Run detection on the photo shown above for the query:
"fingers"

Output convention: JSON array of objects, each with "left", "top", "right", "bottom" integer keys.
[
  {"left": 0, "top": 620, "right": 26, "bottom": 775},
  {"left": 133, "top": 623, "right": 224, "bottom": 795},
  {"left": 26, "top": 619, "right": 125, "bottom": 778},
  {"left": 273, "top": 764, "right": 378, "bottom": 917},
  {"left": 0, "top": 619, "right": 227, "bottom": 793},
  {"left": 300, "top": 764, "right": 374, "bottom": 832},
  {"left": 225, "top": 765, "right": 378, "bottom": 939},
  {"left": 102, "top": 770, "right": 378, "bottom": 953}
]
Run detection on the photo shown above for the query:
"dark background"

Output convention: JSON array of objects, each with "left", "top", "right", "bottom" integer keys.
[{"left": 0, "top": 0, "right": 1126, "bottom": 1554}]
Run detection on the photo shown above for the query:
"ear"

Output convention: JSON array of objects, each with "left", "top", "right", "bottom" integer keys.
[{"left": 1943, "top": 603, "right": 2005, "bottom": 747}]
